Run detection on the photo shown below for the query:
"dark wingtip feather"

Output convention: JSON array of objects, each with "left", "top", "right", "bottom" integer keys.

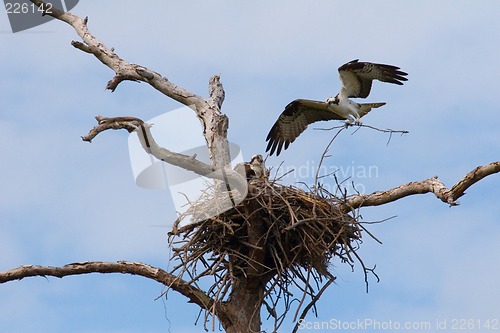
[
  {"left": 265, "top": 128, "right": 273, "bottom": 142},
  {"left": 265, "top": 138, "right": 273, "bottom": 153},
  {"left": 275, "top": 145, "right": 282, "bottom": 156},
  {"left": 381, "top": 66, "right": 409, "bottom": 85},
  {"left": 265, "top": 134, "right": 277, "bottom": 156},
  {"left": 267, "top": 139, "right": 283, "bottom": 156},
  {"left": 265, "top": 122, "right": 281, "bottom": 156}
]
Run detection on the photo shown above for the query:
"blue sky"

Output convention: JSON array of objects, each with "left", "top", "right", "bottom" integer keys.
[{"left": 1, "top": 1, "right": 499, "bottom": 332}]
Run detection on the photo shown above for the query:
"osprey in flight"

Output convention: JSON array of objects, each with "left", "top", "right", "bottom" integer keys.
[{"left": 265, "top": 59, "right": 408, "bottom": 156}]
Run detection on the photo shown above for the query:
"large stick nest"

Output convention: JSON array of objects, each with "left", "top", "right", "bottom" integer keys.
[{"left": 168, "top": 178, "right": 364, "bottom": 316}]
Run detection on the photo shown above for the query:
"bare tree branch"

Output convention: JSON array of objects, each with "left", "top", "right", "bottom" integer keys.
[
  {"left": 82, "top": 116, "right": 248, "bottom": 194},
  {"left": 291, "top": 276, "right": 336, "bottom": 333},
  {"left": 30, "top": 0, "right": 231, "bottom": 167},
  {"left": 208, "top": 74, "right": 225, "bottom": 111},
  {"left": 340, "top": 162, "right": 500, "bottom": 212},
  {"left": 316, "top": 122, "right": 409, "bottom": 136},
  {"left": 448, "top": 162, "right": 500, "bottom": 201},
  {"left": 31, "top": 0, "right": 201, "bottom": 106},
  {"left": 0, "top": 260, "right": 232, "bottom": 326}
]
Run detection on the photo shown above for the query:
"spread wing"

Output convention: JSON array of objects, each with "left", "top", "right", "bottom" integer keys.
[
  {"left": 265, "top": 99, "right": 345, "bottom": 156},
  {"left": 338, "top": 59, "right": 408, "bottom": 98}
]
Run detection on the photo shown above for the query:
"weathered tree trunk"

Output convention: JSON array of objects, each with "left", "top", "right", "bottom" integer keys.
[
  {"left": 224, "top": 191, "right": 267, "bottom": 332},
  {"left": 225, "top": 280, "right": 264, "bottom": 333}
]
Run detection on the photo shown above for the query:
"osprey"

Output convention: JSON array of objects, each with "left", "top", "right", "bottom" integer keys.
[
  {"left": 234, "top": 154, "right": 267, "bottom": 180},
  {"left": 265, "top": 59, "right": 408, "bottom": 156}
]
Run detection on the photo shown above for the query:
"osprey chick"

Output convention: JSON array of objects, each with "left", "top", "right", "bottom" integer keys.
[{"left": 234, "top": 154, "right": 267, "bottom": 180}]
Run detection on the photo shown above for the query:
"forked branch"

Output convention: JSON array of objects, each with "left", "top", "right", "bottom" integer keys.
[
  {"left": 340, "top": 162, "right": 500, "bottom": 212},
  {"left": 30, "top": 0, "right": 203, "bottom": 106},
  {"left": 82, "top": 116, "right": 247, "bottom": 194}
]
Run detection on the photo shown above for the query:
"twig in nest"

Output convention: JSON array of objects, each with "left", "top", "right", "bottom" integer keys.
[
  {"left": 314, "top": 126, "right": 347, "bottom": 194},
  {"left": 292, "top": 275, "right": 336, "bottom": 333}
]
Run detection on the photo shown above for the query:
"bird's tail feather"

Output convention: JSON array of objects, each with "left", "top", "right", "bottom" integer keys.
[{"left": 358, "top": 102, "right": 385, "bottom": 118}]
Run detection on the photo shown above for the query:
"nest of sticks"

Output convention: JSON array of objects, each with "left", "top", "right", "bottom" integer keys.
[{"left": 168, "top": 177, "right": 365, "bottom": 322}]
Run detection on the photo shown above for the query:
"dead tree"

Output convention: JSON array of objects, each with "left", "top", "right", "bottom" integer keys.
[{"left": 1, "top": 2, "right": 499, "bottom": 333}]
